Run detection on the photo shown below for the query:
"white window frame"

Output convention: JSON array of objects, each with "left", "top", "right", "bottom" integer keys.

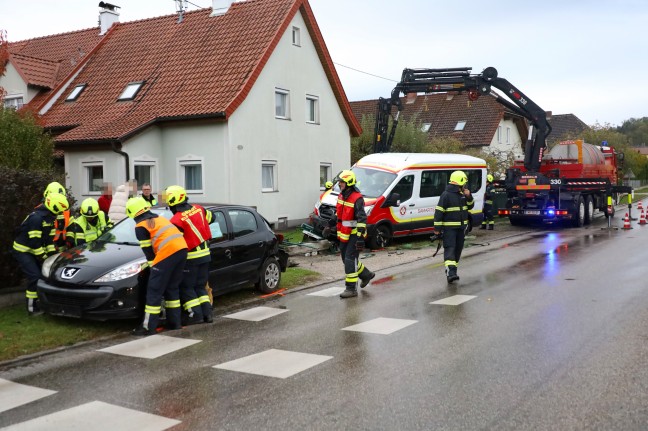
[
  {"left": 320, "top": 163, "right": 331, "bottom": 189},
  {"left": 497, "top": 125, "right": 502, "bottom": 143},
  {"left": 262, "top": 160, "right": 278, "bottom": 192},
  {"left": 275, "top": 88, "right": 290, "bottom": 119},
  {"left": 306, "top": 94, "right": 320, "bottom": 124},
  {"left": 132, "top": 156, "right": 158, "bottom": 193},
  {"left": 177, "top": 155, "right": 205, "bottom": 194},
  {"left": 3, "top": 95, "right": 24, "bottom": 110},
  {"left": 66, "top": 84, "right": 86, "bottom": 101},
  {"left": 81, "top": 159, "right": 105, "bottom": 195},
  {"left": 455, "top": 121, "right": 466, "bottom": 131},
  {"left": 118, "top": 81, "right": 144, "bottom": 101},
  {"left": 292, "top": 26, "right": 301, "bottom": 46},
  {"left": 506, "top": 126, "right": 511, "bottom": 144}
]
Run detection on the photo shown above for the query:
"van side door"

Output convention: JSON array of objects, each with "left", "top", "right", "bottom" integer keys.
[
  {"left": 413, "top": 169, "right": 450, "bottom": 235},
  {"left": 387, "top": 174, "right": 415, "bottom": 239}
]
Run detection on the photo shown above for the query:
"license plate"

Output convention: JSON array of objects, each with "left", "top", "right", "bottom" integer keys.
[
  {"left": 525, "top": 210, "right": 541, "bottom": 215},
  {"left": 49, "top": 305, "right": 82, "bottom": 318}
]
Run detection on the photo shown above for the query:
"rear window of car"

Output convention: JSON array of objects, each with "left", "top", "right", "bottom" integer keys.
[{"left": 229, "top": 209, "right": 257, "bottom": 238}]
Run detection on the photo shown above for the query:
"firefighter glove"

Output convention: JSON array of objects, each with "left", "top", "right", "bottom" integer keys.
[{"left": 357, "top": 226, "right": 366, "bottom": 237}]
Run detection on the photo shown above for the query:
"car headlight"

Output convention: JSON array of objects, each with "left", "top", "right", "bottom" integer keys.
[
  {"left": 94, "top": 259, "right": 148, "bottom": 282},
  {"left": 41, "top": 254, "right": 59, "bottom": 278},
  {"left": 365, "top": 205, "right": 374, "bottom": 216}
]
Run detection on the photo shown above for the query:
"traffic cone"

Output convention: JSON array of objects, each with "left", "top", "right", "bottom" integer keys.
[
  {"left": 638, "top": 201, "right": 644, "bottom": 212},
  {"left": 623, "top": 213, "right": 632, "bottom": 229},
  {"left": 640, "top": 209, "right": 647, "bottom": 225}
]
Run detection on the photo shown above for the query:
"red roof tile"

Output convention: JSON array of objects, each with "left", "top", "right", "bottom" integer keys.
[
  {"left": 351, "top": 92, "right": 525, "bottom": 147},
  {"left": 9, "top": 53, "right": 60, "bottom": 88},
  {"left": 26, "top": 0, "right": 360, "bottom": 143}
]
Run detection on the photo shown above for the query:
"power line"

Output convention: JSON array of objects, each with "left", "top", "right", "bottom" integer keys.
[{"left": 333, "top": 62, "right": 398, "bottom": 83}]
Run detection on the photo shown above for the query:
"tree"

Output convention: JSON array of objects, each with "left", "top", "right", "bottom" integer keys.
[
  {"left": 0, "top": 108, "right": 55, "bottom": 171},
  {"left": 617, "top": 117, "right": 648, "bottom": 147}
]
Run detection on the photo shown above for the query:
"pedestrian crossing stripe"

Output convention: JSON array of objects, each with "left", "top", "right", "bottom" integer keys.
[
  {"left": 97, "top": 334, "right": 201, "bottom": 359},
  {"left": 0, "top": 378, "right": 56, "bottom": 414},
  {"left": 213, "top": 349, "right": 332, "bottom": 379},
  {"left": 223, "top": 306, "right": 288, "bottom": 321},
  {"left": 342, "top": 317, "right": 418, "bottom": 335},
  {"left": 430, "top": 294, "right": 477, "bottom": 305}
]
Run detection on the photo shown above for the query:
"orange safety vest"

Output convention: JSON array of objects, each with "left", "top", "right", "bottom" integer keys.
[
  {"left": 170, "top": 205, "right": 212, "bottom": 250},
  {"left": 335, "top": 190, "right": 362, "bottom": 243},
  {"left": 53, "top": 210, "right": 71, "bottom": 244},
  {"left": 136, "top": 217, "right": 187, "bottom": 266}
]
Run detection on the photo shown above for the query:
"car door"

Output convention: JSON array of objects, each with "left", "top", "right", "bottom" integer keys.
[
  {"left": 226, "top": 208, "right": 266, "bottom": 287},
  {"left": 207, "top": 210, "right": 233, "bottom": 292}
]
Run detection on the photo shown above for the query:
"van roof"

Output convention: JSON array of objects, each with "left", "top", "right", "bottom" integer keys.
[{"left": 354, "top": 153, "right": 487, "bottom": 173}]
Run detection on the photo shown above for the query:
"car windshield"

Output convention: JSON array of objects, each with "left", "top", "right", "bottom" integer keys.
[
  {"left": 352, "top": 167, "right": 397, "bottom": 199},
  {"left": 98, "top": 209, "right": 173, "bottom": 244}
]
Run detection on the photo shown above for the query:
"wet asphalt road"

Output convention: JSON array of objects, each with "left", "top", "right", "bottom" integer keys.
[{"left": 2, "top": 217, "right": 648, "bottom": 430}]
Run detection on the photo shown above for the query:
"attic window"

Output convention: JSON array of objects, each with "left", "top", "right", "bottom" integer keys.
[
  {"left": 421, "top": 123, "right": 431, "bottom": 132},
  {"left": 455, "top": 121, "right": 466, "bottom": 131},
  {"left": 66, "top": 84, "right": 86, "bottom": 101},
  {"left": 118, "top": 81, "right": 144, "bottom": 101},
  {"left": 292, "top": 26, "right": 301, "bottom": 46}
]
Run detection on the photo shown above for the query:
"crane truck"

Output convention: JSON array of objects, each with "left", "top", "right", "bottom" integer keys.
[{"left": 373, "top": 66, "right": 632, "bottom": 227}]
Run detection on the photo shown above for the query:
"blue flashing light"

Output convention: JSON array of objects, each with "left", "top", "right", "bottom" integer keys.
[{"left": 547, "top": 209, "right": 556, "bottom": 217}]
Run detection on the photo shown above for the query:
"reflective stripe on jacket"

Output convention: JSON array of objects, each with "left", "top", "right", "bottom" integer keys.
[
  {"left": 170, "top": 204, "right": 213, "bottom": 260},
  {"left": 434, "top": 184, "right": 475, "bottom": 229},
  {"left": 335, "top": 189, "right": 366, "bottom": 242},
  {"left": 13, "top": 206, "right": 56, "bottom": 256},
  {"left": 136, "top": 216, "right": 188, "bottom": 266},
  {"left": 66, "top": 212, "right": 108, "bottom": 246}
]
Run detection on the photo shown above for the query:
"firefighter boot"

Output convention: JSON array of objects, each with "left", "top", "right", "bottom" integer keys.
[
  {"left": 202, "top": 303, "right": 214, "bottom": 323},
  {"left": 487, "top": 224, "right": 494, "bottom": 230},
  {"left": 27, "top": 298, "right": 44, "bottom": 316},
  {"left": 359, "top": 270, "right": 375, "bottom": 288},
  {"left": 165, "top": 307, "right": 182, "bottom": 330},
  {"left": 447, "top": 266, "right": 459, "bottom": 283},
  {"left": 480, "top": 223, "right": 487, "bottom": 230},
  {"left": 340, "top": 283, "right": 358, "bottom": 298},
  {"left": 133, "top": 313, "right": 158, "bottom": 336},
  {"left": 181, "top": 308, "right": 203, "bottom": 326}
]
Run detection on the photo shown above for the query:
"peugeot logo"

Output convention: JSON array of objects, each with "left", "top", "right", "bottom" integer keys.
[{"left": 61, "top": 267, "right": 80, "bottom": 279}]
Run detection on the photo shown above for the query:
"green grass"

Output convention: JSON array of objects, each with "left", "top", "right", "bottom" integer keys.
[{"left": 281, "top": 267, "right": 320, "bottom": 288}]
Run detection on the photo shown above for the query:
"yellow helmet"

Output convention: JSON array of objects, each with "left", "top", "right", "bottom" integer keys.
[
  {"left": 449, "top": 170, "right": 468, "bottom": 186},
  {"left": 487, "top": 174, "right": 494, "bottom": 183},
  {"left": 80, "top": 198, "right": 100, "bottom": 218},
  {"left": 43, "top": 181, "right": 66, "bottom": 198},
  {"left": 44, "top": 192, "right": 69, "bottom": 214},
  {"left": 337, "top": 170, "right": 356, "bottom": 187},
  {"left": 165, "top": 185, "right": 187, "bottom": 206},
  {"left": 126, "top": 197, "right": 149, "bottom": 219},
  {"left": 325, "top": 181, "right": 333, "bottom": 189}
]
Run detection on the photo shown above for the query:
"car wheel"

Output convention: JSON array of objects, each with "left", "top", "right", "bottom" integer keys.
[
  {"left": 255, "top": 256, "right": 281, "bottom": 294},
  {"left": 368, "top": 224, "right": 392, "bottom": 249}
]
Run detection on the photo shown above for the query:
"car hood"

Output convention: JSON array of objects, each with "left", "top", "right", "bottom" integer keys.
[{"left": 49, "top": 241, "right": 145, "bottom": 284}]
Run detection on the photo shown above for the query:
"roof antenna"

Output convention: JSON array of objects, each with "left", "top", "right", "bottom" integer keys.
[{"left": 175, "top": 0, "right": 188, "bottom": 23}]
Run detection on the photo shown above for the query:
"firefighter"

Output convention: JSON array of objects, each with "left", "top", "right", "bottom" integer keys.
[
  {"left": 480, "top": 174, "right": 495, "bottom": 230},
  {"left": 126, "top": 197, "right": 188, "bottom": 336},
  {"left": 324, "top": 170, "right": 375, "bottom": 298},
  {"left": 13, "top": 192, "right": 69, "bottom": 315},
  {"left": 66, "top": 198, "right": 112, "bottom": 248},
  {"left": 43, "top": 182, "right": 71, "bottom": 251},
  {"left": 140, "top": 183, "right": 158, "bottom": 206},
  {"left": 433, "top": 170, "right": 474, "bottom": 283},
  {"left": 165, "top": 185, "right": 215, "bottom": 325},
  {"left": 319, "top": 180, "right": 333, "bottom": 200}
]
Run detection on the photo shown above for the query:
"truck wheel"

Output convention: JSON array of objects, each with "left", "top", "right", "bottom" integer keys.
[
  {"left": 368, "top": 224, "right": 392, "bottom": 249},
  {"left": 584, "top": 195, "right": 594, "bottom": 225},
  {"left": 572, "top": 196, "right": 585, "bottom": 227}
]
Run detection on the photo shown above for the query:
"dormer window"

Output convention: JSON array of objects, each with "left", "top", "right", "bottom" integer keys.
[
  {"left": 118, "top": 81, "right": 144, "bottom": 101},
  {"left": 66, "top": 84, "right": 87, "bottom": 102},
  {"left": 455, "top": 121, "right": 466, "bottom": 131}
]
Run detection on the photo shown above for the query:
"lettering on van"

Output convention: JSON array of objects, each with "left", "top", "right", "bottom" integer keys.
[{"left": 416, "top": 207, "right": 435, "bottom": 214}]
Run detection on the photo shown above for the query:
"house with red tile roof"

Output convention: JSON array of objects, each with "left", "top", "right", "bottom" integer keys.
[
  {"left": 350, "top": 92, "right": 528, "bottom": 161},
  {"left": 1, "top": 0, "right": 360, "bottom": 227}
]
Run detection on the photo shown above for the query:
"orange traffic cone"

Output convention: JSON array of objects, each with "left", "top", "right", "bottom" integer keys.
[
  {"left": 623, "top": 213, "right": 632, "bottom": 229},
  {"left": 640, "top": 209, "right": 647, "bottom": 225}
]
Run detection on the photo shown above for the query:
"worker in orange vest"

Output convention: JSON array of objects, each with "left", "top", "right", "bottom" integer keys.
[
  {"left": 126, "top": 197, "right": 188, "bottom": 336},
  {"left": 42, "top": 182, "right": 71, "bottom": 251}
]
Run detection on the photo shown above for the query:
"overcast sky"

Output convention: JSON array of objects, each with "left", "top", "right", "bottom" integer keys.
[{"left": 1, "top": 0, "right": 646, "bottom": 126}]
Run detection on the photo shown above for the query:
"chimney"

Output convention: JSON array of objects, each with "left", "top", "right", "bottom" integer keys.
[
  {"left": 211, "top": 0, "right": 234, "bottom": 17},
  {"left": 98, "top": 2, "right": 120, "bottom": 35}
]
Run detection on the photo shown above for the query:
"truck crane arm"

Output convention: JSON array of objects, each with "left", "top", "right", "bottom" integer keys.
[{"left": 373, "top": 67, "right": 552, "bottom": 172}]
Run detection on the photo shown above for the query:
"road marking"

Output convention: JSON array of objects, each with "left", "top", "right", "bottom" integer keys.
[
  {"left": 342, "top": 317, "right": 417, "bottom": 335},
  {"left": 0, "top": 400, "right": 180, "bottom": 431},
  {"left": 223, "top": 306, "right": 288, "bottom": 322},
  {"left": 98, "top": 335, "right": 201, "bottom": 359},
  {"left": 430, "top": 294, "right": 477, "bottom": 306},
  {"left": 0, "top": 379, "right": 56, "bottom": 414},
  {"left": 307, "top": 286, "right": 346, "bottom": 297},
  {"left": 213, "top": 349, "right": 332, "bottom": 378}
]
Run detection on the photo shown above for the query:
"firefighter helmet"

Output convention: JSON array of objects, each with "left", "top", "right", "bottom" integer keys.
[
  {"left": 325, "top": 181, "right": 333, "bottom": 189},
  {"left": 126, "top": 197, "right": 149, "bottom": 219},
  {"left": 449, "top": 170, "right": 468, "bottom": 186},
  {"left": 165, "top": 185, "right": 187, "bottom": 206},
  {"left": 337, "top": 170, "right": 356, "bottom": 187},
  {"left": 80, "top": 198, "right": 100, "bottom": 218},
  {"left": 487, "top": 174, "right": 494, "bottom": 183},
  {"left": 43, "top": 181, "right": 66, "bottom": 197},
  {"left": 44, "top": 192, "right": 69, "bottom": 214}
]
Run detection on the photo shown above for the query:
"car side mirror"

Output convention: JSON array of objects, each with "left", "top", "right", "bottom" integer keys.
[{"left": 383, "top": 192, "right": 400, "bottom": 207}]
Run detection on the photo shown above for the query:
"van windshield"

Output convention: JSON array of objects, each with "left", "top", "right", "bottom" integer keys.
[{"left": 352, "top": 167, "right": 397, "bottom": 198}]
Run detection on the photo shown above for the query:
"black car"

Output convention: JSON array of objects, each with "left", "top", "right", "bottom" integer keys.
[{"left": 37, "top": 205, "right": 288, "bottom": 321}]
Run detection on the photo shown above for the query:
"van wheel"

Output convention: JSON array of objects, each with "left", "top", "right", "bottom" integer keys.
[{"left": 368, "top": 224, "right": 392, "bottom": 249}]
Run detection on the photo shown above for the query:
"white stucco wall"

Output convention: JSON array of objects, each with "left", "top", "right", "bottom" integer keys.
[
  {"left": 0, "top": 63, "right": 37, "bottom": 103},
  {"left": 484, "top": 118, "right": 524, "bottom": 161}
]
